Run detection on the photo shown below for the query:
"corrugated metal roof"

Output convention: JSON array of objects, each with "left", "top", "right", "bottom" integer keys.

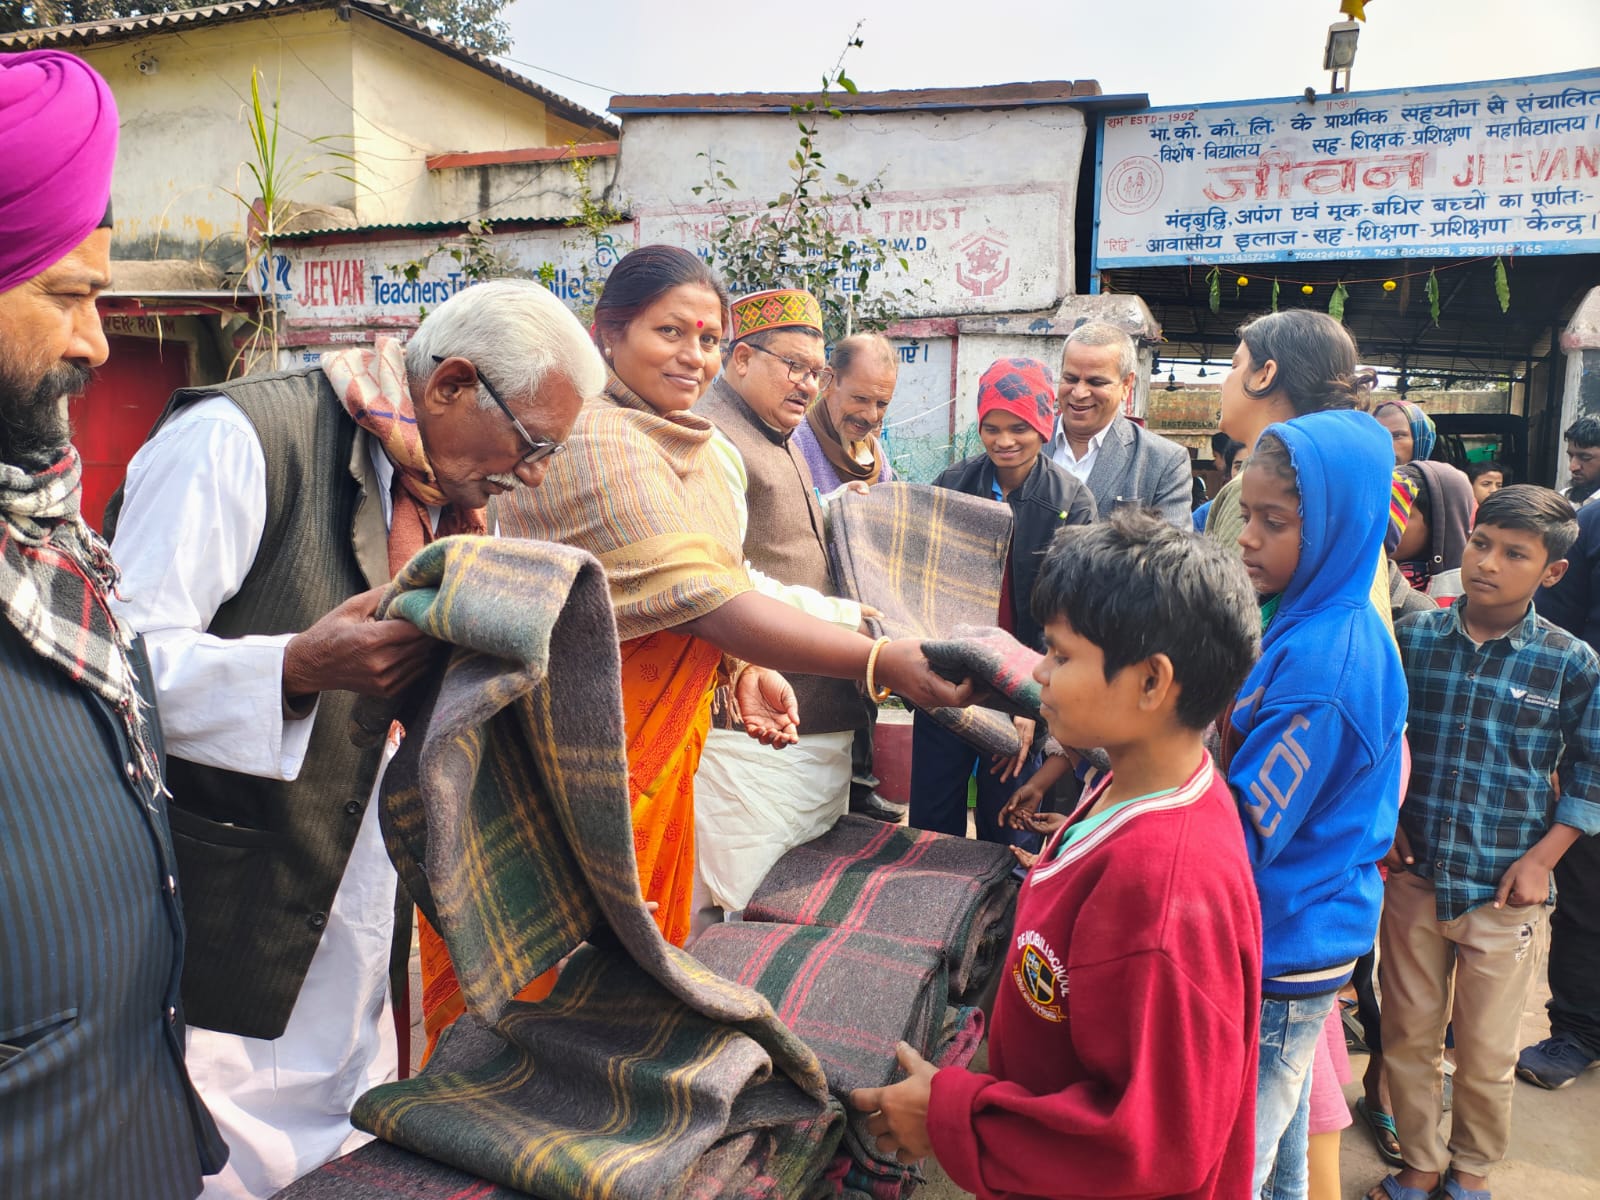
[
  {"left": 269, "top": 214, "right": 583, "bottom": 240},
  {"left": 0, "top": 0, "right": 617, "bottom": 135}
]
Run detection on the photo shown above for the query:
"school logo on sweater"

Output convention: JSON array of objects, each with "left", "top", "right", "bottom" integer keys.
[{"left": 1013, "top": 929, "right": 1066, "bottom": 1022}]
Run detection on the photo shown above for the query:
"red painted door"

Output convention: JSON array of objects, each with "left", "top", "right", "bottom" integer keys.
[{"left": 69, "top": 335, "right": 189, "bottom": 532}]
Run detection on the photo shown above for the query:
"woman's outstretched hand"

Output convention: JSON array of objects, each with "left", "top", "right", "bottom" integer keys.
[{"left": 734, "top": 665, "right": 800, "bottom": 747}]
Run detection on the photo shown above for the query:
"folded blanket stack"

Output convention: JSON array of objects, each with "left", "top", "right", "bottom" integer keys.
[
  {"left": 816, "top": 1005, "right": 986, "bottom": 1200},
  {"left": 825, "top": 482, "right": 1023, "bottom": 757},
  {"left": 282, "top": 536, "right": 837, "bottom": 1200},
  {"left": 690, "top": 922, "right": 992, "bottom": 1200},
  {"left": 742, "top": 814, "right": 1018, "bottom": 1005}
]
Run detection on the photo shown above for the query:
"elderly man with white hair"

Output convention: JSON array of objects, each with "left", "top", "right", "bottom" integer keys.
[{"left": 106, "top": 280, "right": 602, "bottom": 1200}]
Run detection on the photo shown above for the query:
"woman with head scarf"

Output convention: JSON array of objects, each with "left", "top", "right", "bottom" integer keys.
[{"left": 1373, "top": 399, "right": 1438, "bottom": 465}]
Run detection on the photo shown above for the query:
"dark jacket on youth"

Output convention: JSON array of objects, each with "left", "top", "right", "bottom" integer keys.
[
  {"left": 1537, "top": 498, "right": 1600, "bottom": 646},
  {"left": 1400, "top": 459, "right": 1475, "bottom": 580},
  {"left": 933, "top": 452, "right": 1097, "bottom": 651},
  {"left": 0, "top": 626, "right": 228, "bottom": 1200}
]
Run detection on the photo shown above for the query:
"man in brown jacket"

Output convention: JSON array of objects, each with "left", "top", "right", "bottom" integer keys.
[{"left": 693, "top": 289, "right": 880, "bottom": 918}]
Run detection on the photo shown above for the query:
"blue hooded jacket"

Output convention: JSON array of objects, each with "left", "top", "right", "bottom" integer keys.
[{"left": 1227, "top": 410, "right": 1406, "bottom": 994}]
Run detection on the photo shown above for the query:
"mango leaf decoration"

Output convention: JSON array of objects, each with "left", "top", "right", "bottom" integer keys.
[
  {"left": 1493, "top": 257, "right": 1511, "bottom": 314},
  {"left": 1328, "top": 282, "right": 1349, "bottom": 322}
]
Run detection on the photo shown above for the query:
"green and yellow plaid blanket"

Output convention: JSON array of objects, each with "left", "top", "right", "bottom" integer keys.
[
  {"left": 341, "top": 536, "right": 829, "bottom": 1200},
  {"left": 825, "top": 483, "right": 1024, "bottom": 757}
]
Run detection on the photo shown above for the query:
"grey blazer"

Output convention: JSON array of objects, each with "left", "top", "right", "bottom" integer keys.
[{"left": 1064, "top": 415, "right": 1193, "bottom": 528}]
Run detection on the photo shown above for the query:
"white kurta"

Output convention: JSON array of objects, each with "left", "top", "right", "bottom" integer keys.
[
  {"left": 691, "top": 433, "right": 860, "bottom": 918},
  {"left": 110, "top": 396, "right": 417, "bottom": 1200}
]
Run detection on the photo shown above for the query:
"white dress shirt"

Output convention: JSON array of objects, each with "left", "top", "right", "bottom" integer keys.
[
  {"left": 111, "top": 396, "right": 415, "bottom": 1200},
  {"left": 1047, "top": 418, "right": 1111, "bottom": 483}
]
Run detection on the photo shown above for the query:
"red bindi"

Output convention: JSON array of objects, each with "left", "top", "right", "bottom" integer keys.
[{"left": 696, "top": 320, "right": 704, "bottom": 328}]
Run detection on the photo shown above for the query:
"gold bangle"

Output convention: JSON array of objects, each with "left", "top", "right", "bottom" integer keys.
[{"left": 864, "top": 636, "right": 893, "bottom": 703}]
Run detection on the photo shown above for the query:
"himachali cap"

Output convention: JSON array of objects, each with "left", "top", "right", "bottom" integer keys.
[
  {"left": 0, "top": 51, "right": 120, "bottom": 294},
  {"left": 977, "top": 357, "right": 1058, "bottom": 441},
  {"left": 730, "top": 288, "right": 824, "bottom": 341}
]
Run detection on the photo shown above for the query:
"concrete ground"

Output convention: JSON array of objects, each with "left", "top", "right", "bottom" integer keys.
[{"left": 919, "top": 968, "right": 1600, "bottom": 1200}]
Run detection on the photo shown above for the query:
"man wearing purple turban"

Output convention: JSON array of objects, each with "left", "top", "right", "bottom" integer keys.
[{"left": 0, "top": 50, "right": 227, "bottom": 1200}]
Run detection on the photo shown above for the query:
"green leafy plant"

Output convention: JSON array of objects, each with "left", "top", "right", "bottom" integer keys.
[
  {"left": 689, "top": 27, "right": 926, "bottom": 341},
  {"left": 1425, "top": 268, "right": 1441, "bottom": 326},
  {"left": 226, "top": 66, "right": 356, "bottom": 373},
  {"left": 390, "top": 217, "right": 526, "bottom": 321},
  {"left": 1205, "top": 266, "right": 1221, "bottom": 314},
  {"left": 1493, "top": 257, "right": 1511, "bottom": 314}
]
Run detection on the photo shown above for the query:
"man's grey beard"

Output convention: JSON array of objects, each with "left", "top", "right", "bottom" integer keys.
[{"left": 0, "top": 357, "right": 87, "bottom": 469}]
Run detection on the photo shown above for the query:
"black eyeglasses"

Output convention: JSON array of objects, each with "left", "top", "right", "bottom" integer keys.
[
  {"left": 433, "top": 355, "right": 565, "bottom": 466},
  {"left": 746, "top": 342, "right": 834, "bottom": 390}
]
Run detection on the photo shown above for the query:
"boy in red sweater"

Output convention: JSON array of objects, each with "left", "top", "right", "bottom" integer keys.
[{"left": 852, "top": 510, "right": 1264, "bottom": 1200}]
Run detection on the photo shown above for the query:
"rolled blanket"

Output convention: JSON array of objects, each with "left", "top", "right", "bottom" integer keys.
[
  {"left": 826, "top": 482, "right": 1022, "bottom": 757},
  {"left": 338, "top": 536, "right": 827, "bottom": 1199},
  {"left": 743, "top": 814, "right": 1018, "bottom": 1003},
  {"left": 921, "top": 624, "right": 1044, "bottom": 723}
]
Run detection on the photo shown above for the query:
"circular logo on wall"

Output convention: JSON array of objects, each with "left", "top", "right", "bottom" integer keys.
[{"left": 1105, "top": 156, "right": 1163, "bottom": 215}]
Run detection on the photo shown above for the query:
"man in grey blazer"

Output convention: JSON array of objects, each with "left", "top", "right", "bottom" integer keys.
[{"left": 1047, "top": 321, "right": 1193, "bottom": 527}]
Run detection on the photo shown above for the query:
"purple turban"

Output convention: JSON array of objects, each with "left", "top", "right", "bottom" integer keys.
[{"left": 0, "top": 51, "right": 119, "bottom": 294}]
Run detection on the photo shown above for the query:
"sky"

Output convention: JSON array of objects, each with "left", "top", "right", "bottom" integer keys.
[{"left": 500, "top": 0, "right": 1600, "bottom": 123}]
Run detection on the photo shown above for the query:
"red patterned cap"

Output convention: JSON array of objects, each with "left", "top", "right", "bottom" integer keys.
[{"left": 977, "top": 357, "right": 1057, "bottom": 441}]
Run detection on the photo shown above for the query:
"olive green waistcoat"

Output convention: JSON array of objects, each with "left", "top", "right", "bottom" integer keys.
[{"left": 107, "top": 367, "right": 391, "bottom": 1039}]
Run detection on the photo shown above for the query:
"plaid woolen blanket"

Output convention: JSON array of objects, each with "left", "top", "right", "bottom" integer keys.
[
  {"left": 920, "top": 625, "right": 1044, "bottom": 724},
  {"left": 826, "top": 483, "right": 1022, "bottom": 757},
  {"left": 343, "top": 536, "right": 828, "bottom": 1199},
  {"left": 278, "top": 994, "right": 843, "bottom": 1200},
  {"left": 815, "top": 1004, "right": 986, "bottom": 1200},
  {"left": 743, "top": 815, "right": 1018, "bottom": 1004},
  {"left": 690, "top": 924, "right": 946, "bottom": 1174}
]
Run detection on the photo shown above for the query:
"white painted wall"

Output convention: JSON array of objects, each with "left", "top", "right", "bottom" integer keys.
[{"left": 615, "top": 107, "right": 1086, "bottom": 318}]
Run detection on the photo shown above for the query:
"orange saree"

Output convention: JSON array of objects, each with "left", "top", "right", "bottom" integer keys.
[{"left": 418, "top": 374, "right": 749, "bottom": 1064}]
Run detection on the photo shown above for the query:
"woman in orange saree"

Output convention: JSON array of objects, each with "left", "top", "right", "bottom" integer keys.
[{"left": 419, "top": 247, "right": 971, "bottom": 1061}]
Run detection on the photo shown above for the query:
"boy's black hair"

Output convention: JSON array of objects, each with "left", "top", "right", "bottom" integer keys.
[
  {"left": 1473, "top": 484, "right": 1578, "bottom": 562},
  {"left": 1465, "top": 459, "right": 1510, "bottom": 484},
  {"left": 1031, "top": 508, "right": 1261, "bottom": 729},
  {"left": 1564, "top": 415, "right": 1600, "bottom": 450}
]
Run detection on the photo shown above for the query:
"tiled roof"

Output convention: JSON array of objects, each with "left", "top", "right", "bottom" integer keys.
[{"left": 0, "top": 0, "right": 617, "bottom": 135}]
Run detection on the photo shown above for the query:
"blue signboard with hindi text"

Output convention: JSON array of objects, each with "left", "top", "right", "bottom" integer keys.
[{"left": 1093, "top": 69, "right": 1600, "bottom": 269}]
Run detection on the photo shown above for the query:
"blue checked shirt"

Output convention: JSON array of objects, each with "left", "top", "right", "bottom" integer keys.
[{"left": 1395, "top": 599, "right": 1600, "bottom": 921}]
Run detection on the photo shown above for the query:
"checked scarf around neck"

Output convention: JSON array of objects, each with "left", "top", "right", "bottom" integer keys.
[
  {"left": 322, "top": 338, "right": 487, "bottom": 572},
  {"left": 0, "top": 443, "right": 161, "bottom": 791}
]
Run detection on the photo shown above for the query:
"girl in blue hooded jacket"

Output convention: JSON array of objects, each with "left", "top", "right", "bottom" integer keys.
[{"left": 1223, "top": 410, "right": 1408, "bottom": 1200}]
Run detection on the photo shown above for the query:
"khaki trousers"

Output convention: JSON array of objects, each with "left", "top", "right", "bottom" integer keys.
[{"left": 1379, "top": 870, "right": 1549, "bottom": 1176}]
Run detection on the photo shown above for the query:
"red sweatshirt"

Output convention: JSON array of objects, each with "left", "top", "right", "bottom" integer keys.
[{"left": 927, "top": 756, "right": 1262, "bottom": 1200}]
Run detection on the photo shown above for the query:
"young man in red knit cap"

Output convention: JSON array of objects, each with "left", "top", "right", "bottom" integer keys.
[{"left": 909, "top": 356, "right": 1096, "bottom": 846}]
